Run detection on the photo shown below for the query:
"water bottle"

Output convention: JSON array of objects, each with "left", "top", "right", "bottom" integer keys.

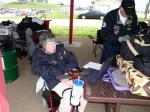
[{"left": 70, "top": 78, "right": 84, "bottom": 106}]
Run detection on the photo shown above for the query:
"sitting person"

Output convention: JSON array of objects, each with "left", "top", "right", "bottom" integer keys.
[{"left": 32, "top": 31, "right": 87, "bottom": 112}]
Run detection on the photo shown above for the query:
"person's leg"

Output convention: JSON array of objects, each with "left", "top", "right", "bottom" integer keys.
[
  {"left": 100, "top": 43, "right": 114, "bottom": 64},
  {"left": 53, "top": 80, "right": 87, "bottom": 112},
  {"left": 58, "top": 89, "right": 72, "bottom": 112},
  {"left": 52, "top": 80, "right": 72, "bottom": 97},
  {"left": 59, "top": 88, "right": 87, "bottom": 112},
  {"left": 52, "top": 80, "right": 72, "bottom": 112}
]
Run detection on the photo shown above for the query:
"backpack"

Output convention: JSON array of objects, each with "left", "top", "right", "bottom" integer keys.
[{"left": 120, "top": 35, "right": 150, "bottom": 76}]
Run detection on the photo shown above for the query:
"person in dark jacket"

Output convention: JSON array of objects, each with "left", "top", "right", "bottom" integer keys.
[
  {"left": 100, "top": 0, "right": 138, "bottom": 64},
  {"left": 32, "top": 31, "right": 87, "bottom": 112}
]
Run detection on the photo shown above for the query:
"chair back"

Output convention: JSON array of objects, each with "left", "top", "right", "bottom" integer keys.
[
  {"left": 36, "top": 77, "right": 47, "bottom": 93},
  {"left": 96, "top": 30, "right": 103, "bottom": 44}
]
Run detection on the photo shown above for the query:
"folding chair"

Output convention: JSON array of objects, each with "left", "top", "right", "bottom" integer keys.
[
  {"left": 36, "top": 77, "right": 61, "bottom": 112},
  {"left": 88, "top": 30, "right": 103, "bottom": 57},
  {"left": 42, "top": 87, "right": 61, "bottom": 112}
]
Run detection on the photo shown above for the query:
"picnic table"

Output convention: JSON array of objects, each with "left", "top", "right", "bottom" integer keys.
[{"left": 84, "top": 80, "right": 150, "bottom": 112}]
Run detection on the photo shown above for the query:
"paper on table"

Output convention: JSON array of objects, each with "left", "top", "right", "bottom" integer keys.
[{"left": 83, "top": 62, "right": 102, "bottom": 70}]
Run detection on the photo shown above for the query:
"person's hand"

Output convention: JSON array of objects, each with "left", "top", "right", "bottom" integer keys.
[{"left": 118, "top": 35, "right": 130, "bottom": 42}]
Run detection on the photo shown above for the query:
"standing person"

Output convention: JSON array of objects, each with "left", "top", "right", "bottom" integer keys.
[
  {"left": 32, "top": 31, "right": 87, "bottom": 112},
  {"left": 100, "top": 0, "right": 138, "bottom": 64}
]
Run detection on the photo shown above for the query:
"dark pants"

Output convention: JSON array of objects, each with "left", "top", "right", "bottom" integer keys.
[{"left": 100, "top": 43, "right": 120, "bottom": 65}]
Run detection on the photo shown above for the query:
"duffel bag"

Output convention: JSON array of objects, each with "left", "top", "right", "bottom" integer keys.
[
  {"left": 134, "top": 56, "right": 150, "bottom": 76},
  {"left": 120, "top": 35, "right": 150, "bottom": 61},
  {"left": 120, "top": 35, "right": 150, "bottom": 76},
  {"left": 116, "top": 55, "right": 150, "bottom": 97}
]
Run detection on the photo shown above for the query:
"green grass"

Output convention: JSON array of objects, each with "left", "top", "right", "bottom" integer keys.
[{"left": 51, "top": 26, "right": 98, "bottom": 37}]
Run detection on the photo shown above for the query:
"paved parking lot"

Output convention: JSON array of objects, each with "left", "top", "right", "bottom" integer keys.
[{"left": 51, "top": 19, "right": 103, "bottom": 27}]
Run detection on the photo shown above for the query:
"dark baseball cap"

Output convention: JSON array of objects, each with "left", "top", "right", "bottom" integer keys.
[{"left": 121, "top": 0, "right": 135, "bottom": 15}]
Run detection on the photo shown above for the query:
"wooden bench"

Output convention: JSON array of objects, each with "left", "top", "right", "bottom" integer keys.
[{"left": 84, "top": 80, "right": 150, "bottom": 112}]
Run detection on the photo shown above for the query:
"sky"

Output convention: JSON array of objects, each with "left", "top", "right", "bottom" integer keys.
[{"left": 135, "top": 0, "right": 149, "bottom": 11}]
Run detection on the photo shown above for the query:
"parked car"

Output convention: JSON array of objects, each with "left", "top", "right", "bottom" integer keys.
[{"left": 77, "top": 10, "right": 106, "bottom": 20}]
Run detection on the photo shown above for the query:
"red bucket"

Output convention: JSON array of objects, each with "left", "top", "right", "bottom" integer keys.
[{"left": 44, "top": 20, "right": 51, "bottom": 29}]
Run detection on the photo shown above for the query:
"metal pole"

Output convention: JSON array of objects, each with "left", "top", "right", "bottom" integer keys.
[{"left": 69, "top": 0, "right": 74, "bottom": 44}]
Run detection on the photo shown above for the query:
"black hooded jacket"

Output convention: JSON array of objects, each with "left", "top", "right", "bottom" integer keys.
[{"left": 32, "top": 44, "right": 79, "bottom": 90}]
